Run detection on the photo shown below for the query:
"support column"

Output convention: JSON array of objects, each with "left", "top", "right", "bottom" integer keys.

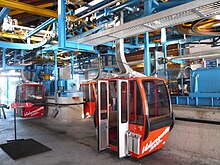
[
  {"left": 0, "top": 7, "right": 10, "bottom": 23},
  {"left": 6, "top": 77, "right": 9, "bottom": 104},
  {"left": 58, "top": 0, "right": 66, "bottom": 48},
  {"left": 144, "top": 0, "right": 152, "bottom": 76},
  {"left": 161, "top": 28, "right": 167, "bottom": 78},
  {"left": 54, "top": 51, "right": 58, "bottom": 94},
  {"left": 71, "top": 52, "right": 74, "bottom": 79},
  {"left": 2, "top": 48, "right": 6, "bottom": 69}
]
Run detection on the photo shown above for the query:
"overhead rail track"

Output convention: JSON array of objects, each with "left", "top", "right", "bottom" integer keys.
[{"left": 77, "top": 0, "right": 220, "bottom": 45}]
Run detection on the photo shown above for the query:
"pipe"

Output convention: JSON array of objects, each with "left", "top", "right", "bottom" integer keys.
[{"left": 70, "top": 0, "right": 121, "bottom": 22}]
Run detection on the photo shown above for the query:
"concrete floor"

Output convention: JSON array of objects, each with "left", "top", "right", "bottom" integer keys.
[{"left": 0, "top": 109, "right": 220, "bottom": 165}]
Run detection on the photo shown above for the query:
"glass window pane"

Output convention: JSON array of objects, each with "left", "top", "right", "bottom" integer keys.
[
  {"left": 143, "top": 80, "right": 170, "bottom": 118},
  {"left": 25, "top": 85, "right": 44, "bottom": 102},
  {"left": 121, "top": 82, "right": 127, "bottom": 123},
  {"left": 129, "top": 81, "right": 144, "bottom": 125},
  {"left": 100, "top": 82, "right": 107, "bottom": 120},
  {"left": 109, "top": 81, "right": 117, "bottom": 111},
  {"left": 90, "top": 85, "right": 96, "bottom": 102},
  {"left": 82, "top": 84, "right": 96, "bottom": 102},
  {"left": 100, "top": 82, "right": 107, "bottom": 110}
]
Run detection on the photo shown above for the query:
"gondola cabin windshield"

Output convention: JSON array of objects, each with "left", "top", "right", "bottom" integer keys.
[{"left": 143, "top": 80, "right": 170, "bottom": 119}]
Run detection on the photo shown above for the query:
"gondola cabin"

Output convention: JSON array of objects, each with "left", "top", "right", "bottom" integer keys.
[
  {"left": 97, "top": 76, "right": 174, "bottom": 158},
  {"left": 80, "top": 81, "right": 97, "bottom": 118},
  {"left": 15, "top": 83, "right": 45, "bottom": 118}
]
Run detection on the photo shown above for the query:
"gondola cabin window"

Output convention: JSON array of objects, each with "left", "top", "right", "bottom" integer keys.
[
  {"left": 129, "top": 81, "right": 144, "bottom": 125},
  {"left": 100, "top": 82, "right": 107, "bottom": 120},
  {"left": 143, "top": 80, "right": 170, "bottom": 118},
  {"left": 121, "top": 82, "right": 127, "bottom": 123}
]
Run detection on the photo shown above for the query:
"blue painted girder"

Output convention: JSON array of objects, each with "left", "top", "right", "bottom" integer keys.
[
  {"left": 0, "top": 7, "right": 10, "bottom": 23},
  {"left": 41, "top": 42, "right": 95, "bottom": 53},
  {"left": 27, "top": 18, "right": 57, "bottom": 38},
  {"left": 0, "top": 40, "right": 47, "bottom": 50},
  {"left": 58, "top": 0, "right": 66, "bottom": 48}
]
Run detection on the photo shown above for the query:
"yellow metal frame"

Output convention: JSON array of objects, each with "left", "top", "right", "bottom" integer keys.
[
  {"left": 0, "top": 0, "right": 77, "bottom": 20},
  {"left": 0, "top": 32, "right": 43, "bottom": 42},
  {"left": 10, "top": 2, "right": 56, "bottom": 16}
]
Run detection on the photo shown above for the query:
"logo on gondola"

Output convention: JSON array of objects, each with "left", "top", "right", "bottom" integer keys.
[
  {"left": 142, "top": 127, "right": 170, "bottom": 154},
  {"left": 24, "top": 106, "right": 44, "bottom": 117}
]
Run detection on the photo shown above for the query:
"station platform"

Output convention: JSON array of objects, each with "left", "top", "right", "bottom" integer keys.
[{"left": 0, "top": 107, "right": 220, "bottom": 165}]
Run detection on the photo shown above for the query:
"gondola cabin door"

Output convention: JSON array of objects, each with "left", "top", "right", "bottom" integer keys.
[
  {"left": 97, "top": 79, "right": 129, "bottom": 158},
  {"left": 117, "top": 80, "right": 129, "bottom": 158},
  {"left": 81, "top": 82, "right": 96, "bottom": 117},
  {"left": 98, "top": 80, "right": 109, "bottom": 151}
]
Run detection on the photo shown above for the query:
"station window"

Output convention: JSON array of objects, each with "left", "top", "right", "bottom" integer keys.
[
  {"left": 129, "top": 81, "right": 144, "bottom": 125},
  {"left": 143, "top": 80, "right": 170, "bottom": 118}
]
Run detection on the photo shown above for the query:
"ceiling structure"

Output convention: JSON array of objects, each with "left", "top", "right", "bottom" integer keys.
[{"left": 0, "top": 0, "right": 220, "bottom": 71}]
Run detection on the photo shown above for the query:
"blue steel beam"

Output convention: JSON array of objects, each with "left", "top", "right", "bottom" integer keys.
[
  {"left": 54, "top": 51, "right": 58, "bottom": 93},
  {"left": 0, "top": 40, "right": 47, "bottom": 50},
  {"left": 0, "top": 7, "right": 10, "bottom": 23},
  {"left": 2, "top": 48, "right": 6, "bottom": 69},
  {"left": 68, "top": 24, "right": 105, "bottom": 41},
  {"left": 32, "top": 65, "right": 42, "bottom": 82},
  {"left": 1, "top": 48, "right": 24, "bottom": 70},
  {"left": 95, "top": 0, "right": 141, "bottom": 21},
  {"left": 58, "top": 0, "right": 66, "bottom": 48},
  {"left": 4, "top": 66, "right": 24, "bottom": 70},
  {"left": 144, "top": 0, "right": 152, "bottom": 76},
  {"left": 27, "top": 18, "right": 57, "bottom": 38},
  {"left": 71, "top": 52, "right": 74, "bottom": 79},
  {"left": 40, "top": 42, "right": 95, "bottom": 52},
  {"left": 161, "top": 27, "right": 168, "bottom": 78},
  {"left": 100, "top": 35, "right": 215, "bottom": 54},
  {"left": 14, "top": 50, "right": 18, "bottom": 62},
  {"left": 110, "top": 0, "right": 141, "bottom": 13}
]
